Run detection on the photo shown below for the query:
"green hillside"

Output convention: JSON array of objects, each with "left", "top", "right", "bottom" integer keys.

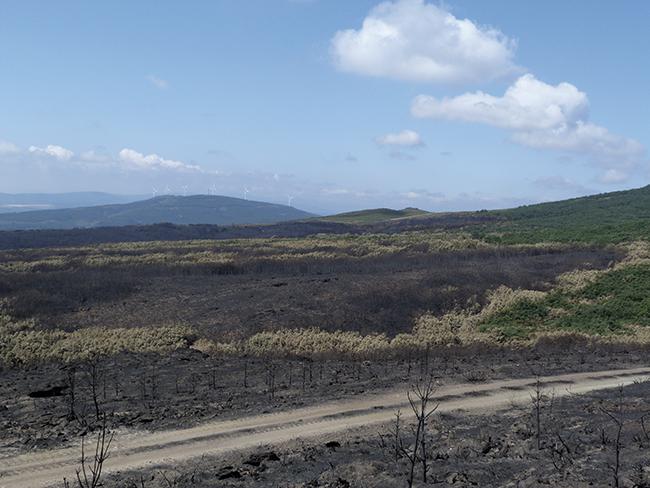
[
  {"left": 314, "top": 185, "right": 650, "bottom": 243},
  {"left": 318, "top": 185, "right": 650, "bottom": 244},
  {"left": 474, "top": 185, "right": 650, "bottom": 244},
  {"left": 0, "top": 195, "right": 315, "bottom": 230}
]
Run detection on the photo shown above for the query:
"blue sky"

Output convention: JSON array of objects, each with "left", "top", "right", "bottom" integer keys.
[{"left": 0, "top": 0, "right": 648, "bottom": 213}]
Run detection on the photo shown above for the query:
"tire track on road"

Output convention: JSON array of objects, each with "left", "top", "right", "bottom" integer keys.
[{"left": 1, "top": 366, "right": 649, "bottom": 488}]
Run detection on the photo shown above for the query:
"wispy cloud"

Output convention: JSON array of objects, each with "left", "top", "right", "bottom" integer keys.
[
  {"left": 532, "top": 176, "right": 592, "bottom": 194},
  {"left": 376, "top": 129, "right": 423, "bottom": 147},
  {"left": 118, "top": 148, "right": 201, "bottom": 172},
  {"left": 147, "top": 75, "right": 169, "bottom": 90},
  {"left": 0, "top": 140, "right": 19, "bottom": 154},
  {"left": 599, "top": 169, "right": 628, "bottom": 184},
  {"left": 389, "top": 150, "right": 417, "bottom": 161}
]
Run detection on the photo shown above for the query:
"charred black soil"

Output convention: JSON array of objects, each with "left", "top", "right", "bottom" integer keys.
[
  {"left": 1, "top": 346, "right": 646, "bottom": 457},
  {"left": 2, "top": 246, "right": 617, "bottom": 338},
  {"left": 83, "top": 372, "right": 650, "bottom": 488}
]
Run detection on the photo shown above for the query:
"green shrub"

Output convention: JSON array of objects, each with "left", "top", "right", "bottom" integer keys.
[{"left": 480, "top": 263, "right": 650, "bottom": 339}]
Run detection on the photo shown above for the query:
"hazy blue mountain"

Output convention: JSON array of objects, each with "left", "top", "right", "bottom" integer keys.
[
  {"left": 0, "top": 195, "right": 315, "bottom": 230},
  {"left": 0, "top": 192, "right": 145, "bottom": 213}
]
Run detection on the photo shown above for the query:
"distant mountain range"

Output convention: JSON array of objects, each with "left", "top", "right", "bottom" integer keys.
[
  {"left": 2, "top": 184, "right": 650, "bottom": 245},
  {"left": 0, "top": 195, "right": 315, "bottom": 230},
  {"left": 0, "top": 192, "right": 147, "bottom": 213}
]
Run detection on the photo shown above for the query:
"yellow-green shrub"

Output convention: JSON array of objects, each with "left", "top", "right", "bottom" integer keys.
[{"left": 0, "top": 315, "right": 195, "bottom": 366}]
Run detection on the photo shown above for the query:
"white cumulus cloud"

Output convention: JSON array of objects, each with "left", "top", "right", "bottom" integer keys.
[
  {"left": 412, "top": 74, "right": 646, "bottom": 175},
  {"left": 376, "top": 129, "right": 423, "bottom": 146},
  {"left": 118, "top": 148, "right": 202, "bottom": 172},
  {"left": 330, "top": 0, "right": 518, "bottom": 84},
  {"left": 412, "top": 74, "right": 589, "bottom": 130},
  {"left": 28, "top": 144, "right": 74, "bottom": 161}
]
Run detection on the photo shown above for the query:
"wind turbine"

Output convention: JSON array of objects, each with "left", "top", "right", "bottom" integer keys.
[
  {"left": 152, "top": 187, "right": 159, "bottom": 198},
  {"left": 164, "top": 185, "right": 171, "bottom": 195},
  {"left": 181, "top": 185, "right": 189, "bottom": 196},
  {"left": 209, "top": 184, "right": 217, "bottom": 196},
  {"left": 243, "top": 187, "right": 250, "bottom": 200},
  {"left": 287, "top": 195, "right": 295, "bottom": 207}
]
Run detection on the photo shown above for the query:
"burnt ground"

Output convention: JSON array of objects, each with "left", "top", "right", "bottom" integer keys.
[
  {"left": 28, "top": 247, "right": 616, "bottom": 338},
  {"left": 0, "top": 213, "right": 498, "bottom": 250},
  {"left": 97, "top": 379, "right": 650, "bottom": 488},
  {"left": 1, "top": 346, "right": 647, "bottom": 458}
]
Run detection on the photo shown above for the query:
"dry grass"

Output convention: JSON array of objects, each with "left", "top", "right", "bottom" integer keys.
[{"left": 0, "top": 312, "right": 194, "bottom": 366}]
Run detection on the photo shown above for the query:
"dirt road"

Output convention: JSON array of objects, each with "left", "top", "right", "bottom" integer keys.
[{"left": 1, "top": 366, "right": 649, "bottom": 488}]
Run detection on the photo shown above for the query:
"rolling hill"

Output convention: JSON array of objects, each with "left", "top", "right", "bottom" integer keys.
[
  {"left": 478, "top": 184, "right": 650, "bottom": 244},
  {"left": 318, "top": 185, "right": 650, "bottom": 243},
  {"left": 318, "top": 207, "right": 430, "bottom": 224},
  {"left": 498, "top": 185, "right": 650, "bottom": 222},
  {"left": 0, "top": 195, "right": 315, "bottom": 230}
]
